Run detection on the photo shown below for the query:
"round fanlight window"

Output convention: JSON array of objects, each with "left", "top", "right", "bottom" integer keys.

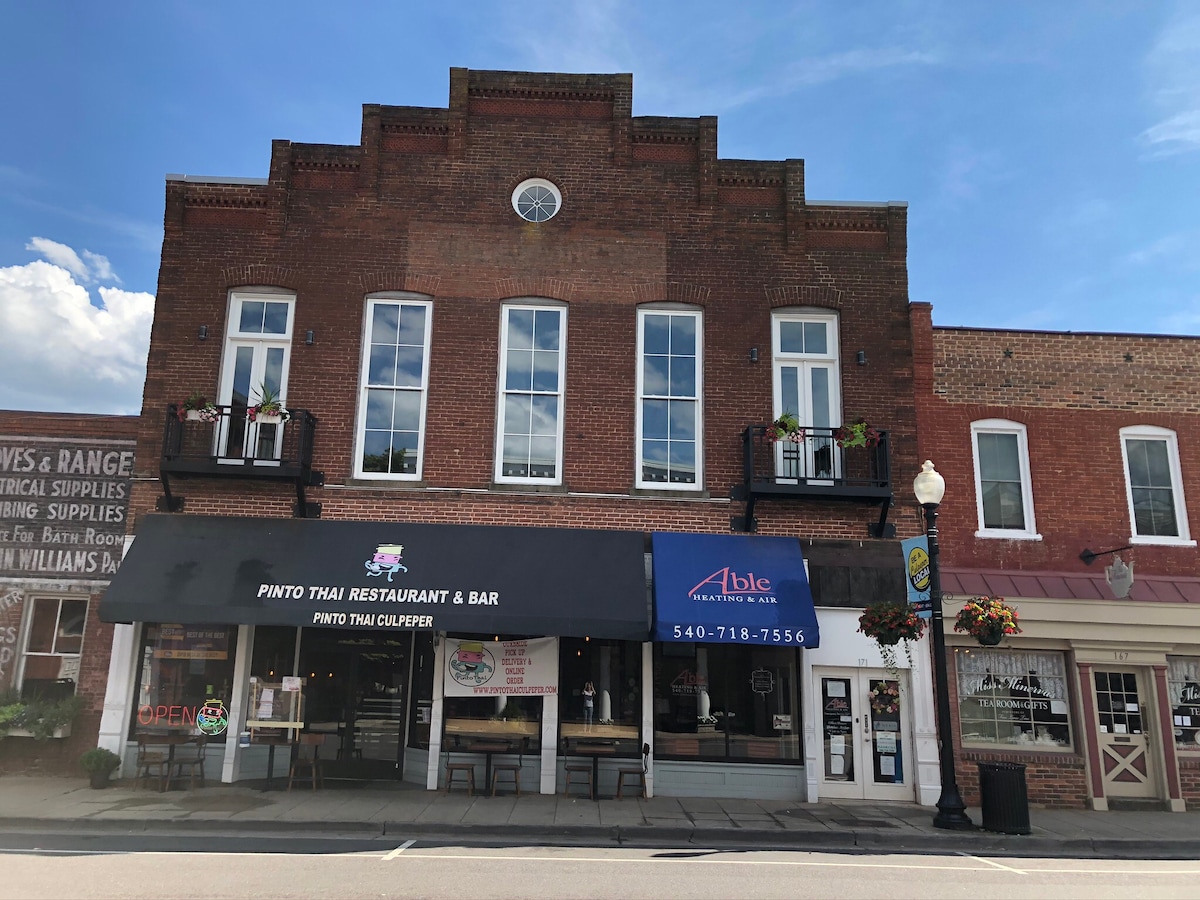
[{"left": 511, "top": 178, "right": 562, "bottom": 223}]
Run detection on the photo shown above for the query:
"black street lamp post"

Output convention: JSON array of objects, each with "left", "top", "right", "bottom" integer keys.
[{"left": 913, "top": 460, "right": 974, "bottom": 830}]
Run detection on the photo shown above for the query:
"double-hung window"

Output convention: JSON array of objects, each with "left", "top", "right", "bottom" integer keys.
[
  {"left": 637, "top": 308, "right": 702, "bottom": 489},
  {"left": 971, "top": 419, "right": 1039, "bottom": 539},
  {"left": 1121, "top": 426, "right": 1193, "bottom": 545},
  {"left": 356, "top": 296, "right": 432, "bottom": 479},
  {"left": 496, "top": 303, "right": 566, "bottom": 484},
  {"left": 17, "top": 596, "right": 87, "bottom": 700}
]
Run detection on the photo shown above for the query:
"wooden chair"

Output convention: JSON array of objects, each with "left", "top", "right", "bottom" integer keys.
[
  {"left": 135, "top": 735, "right": 168, "bottom": 792},
  {"left": 563, "top": 762, "right": 592, "bottom": 797},
  {"left": 617, "top": 743, "right": 650, "bottom": 799},
  {"left": 445, "top": 759, "right": 476, "bottom": 795},
  {"left": 287, "top": 733, "right": 325, "bottom": 791},
  {"left": 172, "top": 735, "right": 208, "bottom": 790},
  {"left": 491, "top": 742, "right": 523, "bottom": 797}
]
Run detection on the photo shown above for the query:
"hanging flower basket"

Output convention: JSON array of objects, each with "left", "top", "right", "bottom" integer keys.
[
  {"left": 858, "top": 601, "right": 927, "bottom": 675},
  {"left": 954, "top": 596, "right": 1021, "bottom": 646},
  {"left": 767, "top": 412, "right": 804, "bottom": 444},
  {"left": 833, "top": 418, "right": 880, "bottom": 449}
]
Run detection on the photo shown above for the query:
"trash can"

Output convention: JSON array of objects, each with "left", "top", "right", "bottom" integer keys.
[{"left": 977, "top": 761, "right": 1031, "bottom": 835}]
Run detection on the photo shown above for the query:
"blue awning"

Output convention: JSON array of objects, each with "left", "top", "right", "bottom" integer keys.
[{"left": 651, "top": 532, "right": 820, "bottom": 647}]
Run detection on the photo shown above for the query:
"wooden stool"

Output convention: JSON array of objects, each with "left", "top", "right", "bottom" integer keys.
[
  {"left": 491, "top": 763, "right": 521, "bottom": 796},
  {"left": 445, "top": 761, "right": 476, "bottom": 795},
  {"left": 563, "top": 763, "right": 592, "bottom": 797},
  {"left": 616, "top": 766, "right": 646, "bottom": 799}
]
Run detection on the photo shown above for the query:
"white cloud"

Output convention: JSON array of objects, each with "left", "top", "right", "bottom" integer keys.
[
  {"left": 0, "top": 257, "right": 153, "bottom": 414},
  {"left": 1139, "top": 9, "right": 1200, "bottom": 157},
  {"left": 25, "top": 237, "right": 121, "bottom": 285}
]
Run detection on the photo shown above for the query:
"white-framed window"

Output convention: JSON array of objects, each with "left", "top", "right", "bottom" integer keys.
[
  {"left": 495, "top": 301, "right": 566, "bottom": 484},
  {"left": 16, "top": 596, "right": 87, "bottom": 699},
  {"left": 971, "top": 419, "right": 1040, "bottom": 540},
  {"left": 218, "top": 290, "right": 296, "bottom": 461},
  {"left": 772, "top": 310, "right": 840, "bottom": 480},
  {"left": 354, "top": 295, "right": 433, "bottom": 480},
  {"left": 511, "top": 178, "right": 562, "bottom": 223},
  {"left": 637, "top": 307, "right": 702, "bottom": 489},
  {"left": 956, "top": 648, "right": 1073, "bottom": 750},
  {"left": 1120, "top": 425, "right": 1194, "bottom": 545}
]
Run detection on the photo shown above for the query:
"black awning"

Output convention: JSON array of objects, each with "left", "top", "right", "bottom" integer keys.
[{"left": 100, "top": 514, "right": 650, "bottom": 640}]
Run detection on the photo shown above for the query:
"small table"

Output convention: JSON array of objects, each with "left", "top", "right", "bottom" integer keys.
[
  {"left": 467, "top": 741, "right": 512, "bottom": 795},
  {"left": 574, "top": 742, "right": 617, "bottom": 801},
  {"left": 256, "top": 732, "right": 293, "bottom": 790}
]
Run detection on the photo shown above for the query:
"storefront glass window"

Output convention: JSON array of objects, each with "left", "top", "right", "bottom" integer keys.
[
  {"left": 956, "top": 648, "right": 1072, "bottom": 749},
  {"left": 653, "top": 643, "right": 801, "bottom": 763},
  {"left": 1168, "top": 656, "right": 1200, "bottom": 751},
  {"left": 559, "top": 638, "right": 641, "bottom": 757},
  {"left": 408, "top": 633, "right": 435, "bottom": 750},
  {"left": 442, "top": 635, "right": 543, "bottom": 754},
  {"left": 129, "top": 623, "right": 238, "bottom": 738}
]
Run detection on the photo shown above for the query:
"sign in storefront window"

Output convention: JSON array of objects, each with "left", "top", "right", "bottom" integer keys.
[
  {"left": 653, "top": 643, "right": 801, "bottom": 762},
  {"left": 1168, "top": 656, "right": 1200, "bottom": 750},
  {"left": 956, "top": 649, "right": 1072, "bottom": 749},
  {"left": 129, "top": 623, "right": 237, "bottom": 737}
]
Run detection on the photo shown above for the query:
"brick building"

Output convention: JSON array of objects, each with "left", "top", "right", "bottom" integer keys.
[
  {"left": 97, "top": 68, "right": 940, "bottom": 802},
  {"left": 913, "top": 308, "right": 1200, "bottom": 810},
  {"left": 0, "top": 410, "right": 137, "bottom": 774}
]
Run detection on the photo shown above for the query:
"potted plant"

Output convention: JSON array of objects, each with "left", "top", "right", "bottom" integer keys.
[
  {"left": 954, "top": 595, "right": 1021, "bottom": 646},
  {"left": 80, "top": 747, "right": 122, "bottom": 788},
  {"left": 177, "top": 392, "right": 220, "bottom": 423},
  {"left": 247, "top": 384, "right": 290, "bottom": 424},
  {"left": 767, "top": 411, "right": 804, "bottom": 443},
  {"left": 833, "top": 417, "right": 880, "bottom": 449},
  {"left": 858, "top": 600, "right": 927, "bottom": 674}
]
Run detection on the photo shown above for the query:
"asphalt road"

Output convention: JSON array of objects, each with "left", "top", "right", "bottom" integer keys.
[{"left": 1, "top": 831, "right": 1198, "bottom": 899}]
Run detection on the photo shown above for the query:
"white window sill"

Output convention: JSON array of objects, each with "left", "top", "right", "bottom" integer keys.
[
  {"left": 1129, "top": 536, "right": 1197, "bottom": 548},
  {"left": 974, "top": 530, "right": 1043, "bottom": 541}
]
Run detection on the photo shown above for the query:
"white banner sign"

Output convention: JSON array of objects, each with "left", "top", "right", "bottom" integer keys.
[{"left": 444, "top": 637, "right": 558, "bottom": 697}]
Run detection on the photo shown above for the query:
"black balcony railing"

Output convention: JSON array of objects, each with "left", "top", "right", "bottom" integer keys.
[
  {"left": 731, "top": 425, "right": 894, "bottom": 535},
  {"left": 160, "top": 404, "right": 324, "bottom": 517}
]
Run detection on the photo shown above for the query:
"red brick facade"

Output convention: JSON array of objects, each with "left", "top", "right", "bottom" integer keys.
[
  {"left": 137, "top": 69, "right": 922, "bottom": 539},
  {"left": 0, "top": 411, "right": 137, "bottom": 774}
]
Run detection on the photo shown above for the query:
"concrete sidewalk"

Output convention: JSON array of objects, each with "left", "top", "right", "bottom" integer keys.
[{"left": 1, "top": 775, "right": 1197, "bottom": 858}]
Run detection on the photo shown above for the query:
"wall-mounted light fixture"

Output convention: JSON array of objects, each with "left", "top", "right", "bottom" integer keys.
[
  {"left": 198, "top": 325, "right": 208, "bottom": 340},
  {"left": 305, "top": 329, "right": 315, "bottom": 346},
  {"left": 856, "top": 350, "right": 867, "bottom": 366},
  {"left": 749, "top": 347, "right": 759, "bottom": 363}
]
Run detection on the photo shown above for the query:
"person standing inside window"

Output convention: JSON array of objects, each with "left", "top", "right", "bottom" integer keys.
[{"left": 582, "top": 681, "right": 595, "bottom": 732}]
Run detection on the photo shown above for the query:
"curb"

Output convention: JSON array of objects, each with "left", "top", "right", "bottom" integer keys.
[{"left": 3, "top": 817, "right": 1200, "bottom": 858}]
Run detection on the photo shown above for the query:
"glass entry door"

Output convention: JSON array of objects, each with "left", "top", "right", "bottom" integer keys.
[
  {"left": 297, "top": 630, "right": 411, "bottom": 781},
  {"left": 816, "top": 668, "right": 914, "bottom": 801}
]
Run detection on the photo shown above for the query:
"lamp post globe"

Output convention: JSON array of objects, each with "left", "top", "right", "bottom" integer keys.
[{"left": 914, "top": 460, "right": 973, "bottom": 830}]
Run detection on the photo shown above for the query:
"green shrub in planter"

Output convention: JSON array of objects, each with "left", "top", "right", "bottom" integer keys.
[{"left": 80, "top": 747, "right": 122, "bottom": 788}]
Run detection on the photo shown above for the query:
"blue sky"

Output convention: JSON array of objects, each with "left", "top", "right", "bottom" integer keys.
[{"left": 2, "top": 1, "right": 1198, "bottom": 414}]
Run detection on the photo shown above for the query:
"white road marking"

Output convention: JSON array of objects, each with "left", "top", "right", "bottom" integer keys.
[
  {"left": 382, "top": 840, "right": 416, "bottom": 860},
  {"left": 958, "top": 851, "right": 1028, "bottom": 874}
]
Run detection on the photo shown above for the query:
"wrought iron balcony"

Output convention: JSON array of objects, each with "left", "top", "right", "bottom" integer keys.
[
  {"left": 159, "top": 404, "right": 324, "bottom": 517},
  {"left": 731, "top": 425, "right": 894, "bottom": 535}
]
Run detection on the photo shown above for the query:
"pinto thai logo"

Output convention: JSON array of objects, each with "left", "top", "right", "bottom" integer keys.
[
  {"left": 365, "top": 543, "right": 408, "bottom": 582},
  {"left": 448, "top": 640, "right": 495, "bottom": 687},
  {"left": 196, "top": 698, "right": 229, "bottom": 736}
]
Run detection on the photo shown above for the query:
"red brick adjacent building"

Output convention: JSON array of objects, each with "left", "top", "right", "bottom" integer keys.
[{"left": 914, "top": 307, "right": 1200, "bottom": 809}]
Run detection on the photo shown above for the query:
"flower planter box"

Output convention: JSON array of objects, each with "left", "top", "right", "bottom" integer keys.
[
  {"left": 3, "top": 724, "right": 72, "bottom": 739},
  {"left": 255, "top": 413, "right": 284, "bottom": 425}
]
